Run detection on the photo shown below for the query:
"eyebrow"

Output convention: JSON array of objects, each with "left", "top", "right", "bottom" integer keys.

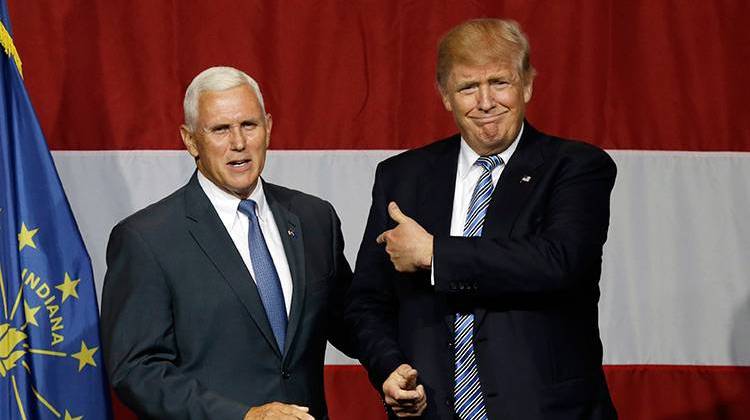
[
  {"left": 207, "top": 118, "right": 260, "bottom": 130},
  {"left": 456, "top": 81, "right": 479, "bottom": 90},
  {"left": 208, "top": 123, "right": 231, "bottom": 131}
]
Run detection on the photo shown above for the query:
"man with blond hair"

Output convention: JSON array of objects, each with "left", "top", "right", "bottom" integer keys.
[
  {"left": 102, "top": 66, "right": 354, "bottom": 419},
  {"left": 348, "top": 19, "right": 618, "bottom": 419}
]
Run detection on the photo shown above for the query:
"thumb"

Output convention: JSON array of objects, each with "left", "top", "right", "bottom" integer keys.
[
  {"left": 388, "top": 202, "right": 410, "bottom": 224},
  {"left": 397, "top": 364, "right": 418, "bottom": 389}
]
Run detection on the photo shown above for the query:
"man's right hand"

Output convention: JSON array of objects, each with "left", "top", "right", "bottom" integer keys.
[
  {"left": 244, "top": 402, "right": 314, "bottom": 419},
  {"left": 382, "top": 364, "right": 427, "bottom": 417}
]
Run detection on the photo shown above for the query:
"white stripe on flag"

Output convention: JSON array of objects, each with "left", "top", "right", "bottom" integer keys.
[{"left": 52, "top": 150, "right": 750, "bottom": 366}]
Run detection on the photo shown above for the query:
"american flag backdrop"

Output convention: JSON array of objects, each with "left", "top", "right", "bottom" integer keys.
[{"left": 7, "top": 1, "right": 750, "bottom": 419}]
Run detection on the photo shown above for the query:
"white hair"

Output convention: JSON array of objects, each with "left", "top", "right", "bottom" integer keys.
[{"left": 183, "top": 66, "right": 266, "bottom": 130}]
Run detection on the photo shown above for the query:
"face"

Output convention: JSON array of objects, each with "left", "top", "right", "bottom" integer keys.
[
  {"left": 180, "top": 84, "right": 272, "bottom": 199},
  {"left": 440, "top": 55, "right": 533, "bottom": 156}
]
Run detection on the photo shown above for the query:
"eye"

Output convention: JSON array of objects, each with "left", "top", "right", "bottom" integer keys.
[
  {"left": 241, "top": 121, "right": 257, "bottom": 131},
  {"left": 211, "top": 126, "right": 230, "bottom": 135},
  {"left": 491, "top": 80, "right": 509, "bottom": 88},
  {"left": 458, "top": 85, "right": 478, "bottom": 94}
]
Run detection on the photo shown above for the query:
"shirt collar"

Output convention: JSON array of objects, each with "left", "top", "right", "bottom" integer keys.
[
  {"left": 197, "top": 170, "right": 269, "bottom": 228},
  {"left": 457, "top": 122, "right": 524, "bottom": 181}
]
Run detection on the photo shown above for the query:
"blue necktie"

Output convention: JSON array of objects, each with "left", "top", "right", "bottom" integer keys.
[
  {"left": 454, "top": 155, "right": 503, "bottom": 420},
  {"left": 238, "top": 199, "right": 287, "bottom": 352}
]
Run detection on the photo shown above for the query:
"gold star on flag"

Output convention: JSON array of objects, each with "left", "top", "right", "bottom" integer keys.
[
  {"left": 23, "top": 301, "right": 41, "bottom": 327},
  {"left": 71, "top": 341, "right": 98, "bottom": 372},
  {"left": 64, "top": 410, "right": 82, "bottom": 420},
  {"left": 56, "top": 273, "right": 80, "bottom": 303},
  {"left": 17, "top": 223, "right": 39, "bottom": 251}
]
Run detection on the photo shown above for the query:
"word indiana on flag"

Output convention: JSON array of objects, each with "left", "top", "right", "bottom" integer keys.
[{"left": 0, "top": 2, "right": 111, "bottom": 419}]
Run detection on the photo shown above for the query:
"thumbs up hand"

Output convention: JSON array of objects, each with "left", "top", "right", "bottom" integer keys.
[{"left": 376, "top": 202, "right": 433, "bottom": 272}]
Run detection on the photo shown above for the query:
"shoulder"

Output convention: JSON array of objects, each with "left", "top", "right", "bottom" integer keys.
[
  {"left": 528, "top": 126, "right": 616, "bottom": 174},
  {"left": 265, "top": 182, "right": 337, "bottom": 218},
  {"left": 112, "top": 183, "right": 190, "bottom": 236},
  {"left": 377, "top": 134, "right": 460, "bottom": 174}
]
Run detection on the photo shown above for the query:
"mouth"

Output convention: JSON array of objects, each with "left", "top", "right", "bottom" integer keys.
[
  {"left": 471, "top": 113, "right": 504, "bottom": 125},
  {"left": 227, "top": 159, "right": 251, "bottom": 169}
]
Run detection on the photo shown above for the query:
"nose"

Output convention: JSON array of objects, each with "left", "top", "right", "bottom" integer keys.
[
  {"left": 229, "top": 126, "right": 247, "bottom": 151},
  {"left": 477, "top": 85, "right": 494, "bottom": 112}
]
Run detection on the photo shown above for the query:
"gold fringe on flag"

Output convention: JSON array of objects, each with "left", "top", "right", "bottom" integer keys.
[{"left": 0, "top": 20, "right": 22, "bottom": 78}]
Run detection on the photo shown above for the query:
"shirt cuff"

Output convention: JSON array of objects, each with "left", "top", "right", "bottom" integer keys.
[{"left": 430, "top": 256, "right": 435, "bottom": 286}]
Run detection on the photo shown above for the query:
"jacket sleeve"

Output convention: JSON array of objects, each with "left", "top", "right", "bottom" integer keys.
[
  {"left": 345, "top": 162, "right": 408, "bottom": 390},
  {"left": 100, "top": 222, "right": 249, "bottom": 420},
  {"left": 323, "top": 201, "right": 359, "bottom": 359},
  {"left": 433, "top": 146, "right": 617, "bottom": 297}
]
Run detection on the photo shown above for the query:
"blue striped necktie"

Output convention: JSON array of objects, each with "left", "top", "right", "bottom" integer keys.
[
  {"left": 238, "top": 199, "right": 288, "bottom": 352},
  {"left": 454, "top": 155, "right": 503, "bottom": 420}
]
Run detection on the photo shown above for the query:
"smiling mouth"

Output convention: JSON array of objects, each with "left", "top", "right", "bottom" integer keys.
[{"left": 471, "top": 113, "right": 505, "bottom": 124}]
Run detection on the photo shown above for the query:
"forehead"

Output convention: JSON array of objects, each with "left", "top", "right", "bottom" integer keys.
[
  {"left": 448, "top": 59, "right": 519, "bottom": 83},
  {"left": 197, "top": 85, "right": 262, "bottom": 123}
]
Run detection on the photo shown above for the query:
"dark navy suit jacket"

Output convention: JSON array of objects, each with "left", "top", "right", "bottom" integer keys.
[{"left": 348, "top": 123, "right": 618, "bottom": 419}]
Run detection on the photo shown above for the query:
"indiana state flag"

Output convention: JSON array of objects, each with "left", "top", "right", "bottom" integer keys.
[{"left": 0, "top": 2, "right": 111, "bottom": 419}]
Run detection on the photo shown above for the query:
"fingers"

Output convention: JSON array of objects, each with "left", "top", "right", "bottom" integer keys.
[
  {"left": 287, "top": 405, "right": 312, "bottom": 419},
  {"left": 383, "top": 364, "right": 423, "bottom": 405},
  {"left": 386, "top": 387, "right": 422, "bottom": 403},
  {"left": 376, "top": 230, "right": 388, "bottom": 244},
  {"left": 387, "top": 202, "right": 410, "bottom": 224},
  {"left": 390, "top": 384, "right": 427, "bottom": 417},
  {"left": 393, "top": 364, "right": 418, "bottom": 390},
  {"left": 398, "top": 365, "right": 418, "bottom": 389},
  {"left": 245, "top": 402, "right": 314, "bottom": 420}
]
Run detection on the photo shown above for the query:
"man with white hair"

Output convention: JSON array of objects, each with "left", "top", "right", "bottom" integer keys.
[{"left": 102, "top": 66, "right": 354, "bottom": 419}]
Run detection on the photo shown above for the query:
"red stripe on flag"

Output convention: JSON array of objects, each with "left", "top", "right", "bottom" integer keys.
[
  {"left": 111, "top": 365, "right": 750, "bottom": 419},
  {"left": 9, "top": 2, "right": 750, "bottom": 151},
  {"left": 605, "top": 365, "right": 750, "bottom": 420}
]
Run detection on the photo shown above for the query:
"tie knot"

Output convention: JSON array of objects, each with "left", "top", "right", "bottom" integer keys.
[
  {"left": 475, "top": 155, "right": 503, "bottom": 172},
  {"left": 237, "top": 199, "right": 258, "bottom": 218}
]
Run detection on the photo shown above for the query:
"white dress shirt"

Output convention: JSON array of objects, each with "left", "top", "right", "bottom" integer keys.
[
  {"left": 449, "top": 124, "right": 523, "bottom": 236},
  {"left": 432, "top": 124, "right": 524, "bottom": 283},
  {"left": 198, "top": 172, "right": 293, "bottom": 315}
]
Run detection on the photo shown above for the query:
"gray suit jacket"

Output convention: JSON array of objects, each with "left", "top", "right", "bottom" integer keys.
[{"left": 101, "top": 173, "right": 354, "bottom": 419}]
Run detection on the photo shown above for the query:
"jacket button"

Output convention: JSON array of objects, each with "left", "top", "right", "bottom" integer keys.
[
  {"left": 282, "top": 370, "right": 291, "bottom": 379},
  {"left": 449, "top": 282, "right": 457, "bottom": 290}
]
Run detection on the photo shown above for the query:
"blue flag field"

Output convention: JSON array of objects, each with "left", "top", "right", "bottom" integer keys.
[{"left": 0, "top": 2, "right": 111, "bottom": 419}]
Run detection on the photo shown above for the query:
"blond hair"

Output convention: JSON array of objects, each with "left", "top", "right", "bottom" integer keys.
[{"left": 436, "top": 19, "right": 536, "bottom": 89}]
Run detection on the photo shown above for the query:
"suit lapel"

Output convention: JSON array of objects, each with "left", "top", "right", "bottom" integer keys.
[
  {"left": 265, "top": 184, "right": 306, "bottom": 359},
  {"left": 475, "top": 124, "right": 546, "bottom": 328},
  {"left": 183, "top": 174, "right": 282, "bottom": 357},
  {"left": 416, "top": 137, "right": 461, "bottom": 333},
  {"left": 418, "top": 136, "right": 460, "bottom": 238}
]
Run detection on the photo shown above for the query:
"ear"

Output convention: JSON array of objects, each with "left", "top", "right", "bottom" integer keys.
[
  {"left": 438, "top": 85, "right": 453, "bottom": 112},
  {"left": 523, "top": 76, "right": 534, "bottom": 104},
  {"left": 264, "top": 113, "right": 273, "bottom": 147},
  {"left": 180, "top": 125, "right": 199, "bottom": 158}
]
